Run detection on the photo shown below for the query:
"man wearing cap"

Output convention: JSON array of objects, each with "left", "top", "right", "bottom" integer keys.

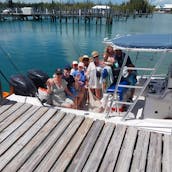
[
  {"left": 114, "top": 49, "right": 137, "bottom": 101},
  {"left": 63, "top": 66, "right": 77, "bottom": 100},
  {"left": 70, "top": 61, "right": 78, "bottom": 76},
  {"left": 86, "top": 51, "right": 102, "bottom": 99}
]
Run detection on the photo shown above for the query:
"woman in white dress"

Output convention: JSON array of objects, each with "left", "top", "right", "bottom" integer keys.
[{"left": 86, "top": 51, "right": 102, "bottom": 99}]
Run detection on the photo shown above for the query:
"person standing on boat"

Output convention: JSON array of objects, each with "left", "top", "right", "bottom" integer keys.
[
  {"left": 104, "top": 45, "right": 120, "bottom": 83},
  {"left": 114, "top": 49, "right": 137, "bottom": 100},
  {"left": 86, "top": 51, "right": 102, "bottom": 99},
  {"left": 103, "top": 45, "right": 116, "bottom": 62},
  {"left": 101, "top": 57, "right": 114, "bottom": 93},
  {"left": 46, "top": 68, "right": 75, "bottom": 108}
]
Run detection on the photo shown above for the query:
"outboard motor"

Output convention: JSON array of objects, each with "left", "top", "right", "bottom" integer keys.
[
  {"left": 27, "top": 69, "right": 49, "bottom": 89},
  {"left": 10, "top": 74, "right": 37, "bottom": 96},
  {"left": 143, "top": 64, "right": 172, "bottom": 119}
]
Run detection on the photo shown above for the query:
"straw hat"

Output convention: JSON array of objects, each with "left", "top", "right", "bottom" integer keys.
[
  {"left": 79, "top": 55, "right": 90, "bottom": 62},
  {"left": 91, "top": 51, "right": 99, "bottom": 58}
]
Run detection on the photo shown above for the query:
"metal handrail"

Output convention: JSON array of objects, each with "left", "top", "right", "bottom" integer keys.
[
  {"left": 122, "top": 51, "right": 167, "bottom": 121},
  {"left": 126, "top": 67, "right": 155, "bottom": 71},
  {"left": 118, "top": 84, "right": 143, "bottom": 89}
]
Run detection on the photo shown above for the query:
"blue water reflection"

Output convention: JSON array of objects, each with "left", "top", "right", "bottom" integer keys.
[{"left": 0, "top": 13, "right": 172, "bottom": 91}]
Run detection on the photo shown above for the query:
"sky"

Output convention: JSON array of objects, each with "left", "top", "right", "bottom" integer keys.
[{"left": 2, "top": 0, "right": 172, "bottom": 5}]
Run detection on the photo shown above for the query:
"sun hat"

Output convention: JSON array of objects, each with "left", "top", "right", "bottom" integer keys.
[
  {"left": 78, "top": 62, "right": 84, "bottom": 67},
  {"left": 91, "top": 51, "right": 99, "bottom": 58},
  {"left": 72, "top": 61, "right": 78, "bottom": 65},
  {"left": 55, "top": 68, "right": 63, "bottom": 75},
  {"left": 79, "top": 55, "right": 90, "bottom": 62},
  {"left": 82, "top": 55, "right": 89, "bottom": 59}
]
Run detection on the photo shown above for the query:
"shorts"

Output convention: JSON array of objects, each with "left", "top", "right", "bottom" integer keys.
[
  {"left": 61, "top": 98, "right": 74, "bottom": 107},
  {"left": 67, "top": 87, "right": 79, "bottom": 100}
]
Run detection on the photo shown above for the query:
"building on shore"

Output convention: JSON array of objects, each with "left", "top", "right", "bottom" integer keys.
[
  {"left": 91, "top": 5, "right": 110, "bottom": 15},
  {"left": 155, "top": 4, "right": 172, "bottom": 13}
]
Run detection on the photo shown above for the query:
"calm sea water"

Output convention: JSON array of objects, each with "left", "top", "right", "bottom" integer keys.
[{"left": 0, "top": 13, "right": 172, "bottom": 91}]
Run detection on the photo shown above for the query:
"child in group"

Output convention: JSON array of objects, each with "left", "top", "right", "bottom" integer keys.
[
  {"left": 70, "top": 60, "right": 78, "bottom": 76},
  {"left": 72, "top": 62, "right": 87, "bottom": 109}
]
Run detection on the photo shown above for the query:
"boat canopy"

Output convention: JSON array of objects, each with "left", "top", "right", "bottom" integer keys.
[{"left": 107, "top": 34, "right": 172, "bottom": 52}]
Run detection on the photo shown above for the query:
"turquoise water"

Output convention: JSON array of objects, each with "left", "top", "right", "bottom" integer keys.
[{"left": 0, "top": 13, "right": 172, "bottom": 91}]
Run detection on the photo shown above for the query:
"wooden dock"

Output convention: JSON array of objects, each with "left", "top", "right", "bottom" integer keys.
[
  {"left": 0, "top": 99, "right": 171, "bottom": 172},
  {"left": 0, "top": 12, "right": 152, "bottom": 24}
]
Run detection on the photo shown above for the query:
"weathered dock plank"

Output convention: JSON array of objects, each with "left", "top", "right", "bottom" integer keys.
[
  {"left": 0, "top": 100, "right": 14, "bottom": 114},
  {"left": 0, "top": 102, "right": 24, "bottom": 122},
  {"left": 0, "top": 103, "right": 32, "bottom": 132},
  {"left": 0, "top": 108, "right": 57, "bottom": 171},
  {"left": 18, "top": 113, "right": 75, "bottom": 171},
  {"left": 0, "top": 101, "right": 171, "bottom": 172},
  {"left": 114, "top": 127, "right": 138, "bottom": 172},
  {"left": 67, "top": 119, "right": 105, "bottom": 172},
  {"left": 162, "top": 135, "right": 172, "bottom": 172},
  {"left": 35, "top": 115, "right": 85, "bottom": 172},
  {"left": 0, "top": 106, "right": 48, "bottom": 156},
  {"left": 146, "top": 132, "right": 162, "bottom": 172},
  {"left": 82, "top": 122, "right": 115, "bottom": 172},
  {"left": 99, "top": 124, "right": 127, "bottom": 172},
  {"left": 0, "top": 105, "right": 40, "bottom": 143},
  {"left": 130, "top": 130, "right": 150, "bottom": 172},
  {"left": 49, "top": 117, "right": 94, "bottom": 172},
  {"left": 3, "top": 111, "right": 65, "bottom": 171}
]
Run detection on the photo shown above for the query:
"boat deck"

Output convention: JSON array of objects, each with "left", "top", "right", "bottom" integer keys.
[{"left": 0, "top": 99, "right": 172, "bottom": 172}]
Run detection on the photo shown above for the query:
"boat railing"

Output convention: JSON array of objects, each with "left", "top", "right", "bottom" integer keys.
[{"left": 105, "top": 51, "right": 167, "bottom": 120}]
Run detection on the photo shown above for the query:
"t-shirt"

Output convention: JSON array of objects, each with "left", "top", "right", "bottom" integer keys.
[
  {"left": 72, "top": 70, "right": 86, "bottom": 85},
  {"left": 115, "top": 52, "right": 133, "bottom": 67},
  {"left": 63, "top": 75, "right": 75, "bottom": 90}
]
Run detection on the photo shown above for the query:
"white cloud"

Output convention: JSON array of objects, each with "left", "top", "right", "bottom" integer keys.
[{"left": 152, "top": 0, "right": 172, "bottom": 5}]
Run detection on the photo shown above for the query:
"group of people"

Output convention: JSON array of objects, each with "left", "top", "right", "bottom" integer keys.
[{"left": 45, "top": 45, "right": 137, "bottom": 111}]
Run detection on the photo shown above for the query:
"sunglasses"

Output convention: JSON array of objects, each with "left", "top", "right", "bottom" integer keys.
[{"left": 94, "top": 56, "right": 99, "bottom": 58}]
